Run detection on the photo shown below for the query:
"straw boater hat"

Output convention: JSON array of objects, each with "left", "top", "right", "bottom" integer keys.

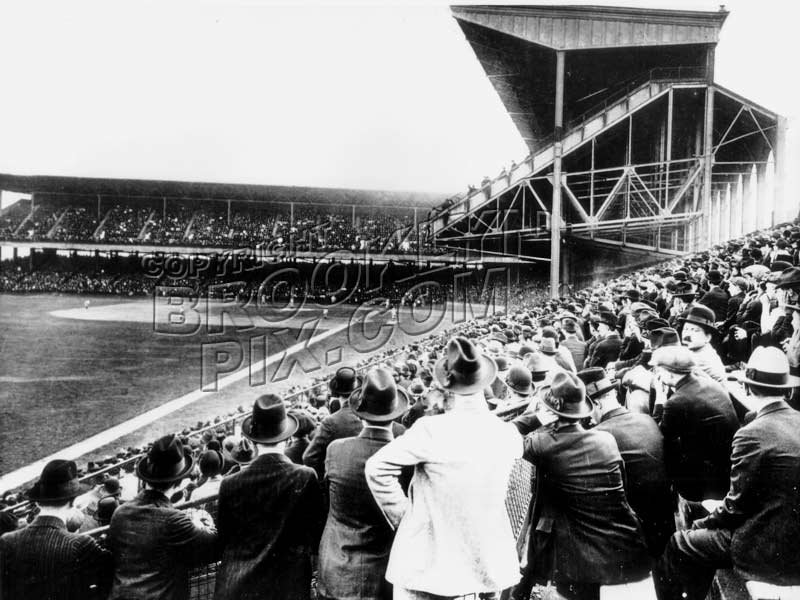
[
  {"left": 736, "top": 346, "right": 800, "bottom": 389},
  {"left": 241, "top": 394, "right": 299, "bottom": 445},
  {"left": 434, "top": 336, "right": 497, "bottom": 395},
  {"left": 350, "top": 367, "right": 409, "bottom": 422},
  {"left": 136, "top": 434, "right": 195, "bottom": 485}
]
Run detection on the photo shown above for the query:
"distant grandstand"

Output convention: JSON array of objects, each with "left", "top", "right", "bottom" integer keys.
[{"left": 0, "top": 174, "right": 448, "bottom": 257}]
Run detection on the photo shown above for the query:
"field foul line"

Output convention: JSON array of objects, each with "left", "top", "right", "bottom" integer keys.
[{"left": 0, "top": 319, "right": 351, "bottom": 492}]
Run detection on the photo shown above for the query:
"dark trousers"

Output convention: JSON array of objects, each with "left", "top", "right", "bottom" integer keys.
[{"left": 654, "top": 528, "right": 732, "bottom": 600}]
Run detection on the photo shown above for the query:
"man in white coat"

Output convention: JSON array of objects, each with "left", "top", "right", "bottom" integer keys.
[{"left": 366, "top": 336, "right": 523, "bottom": 600}]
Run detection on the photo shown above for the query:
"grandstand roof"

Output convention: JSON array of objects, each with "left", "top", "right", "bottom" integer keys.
[
  {"left": 0, "top": 173, "right": 446, "bottom": 209},
  {"left": 451, "top": 4, "right": 727, "bottom": 147},
  {"left": 450, "top": 5, "right": 728, "bottom": 51}
]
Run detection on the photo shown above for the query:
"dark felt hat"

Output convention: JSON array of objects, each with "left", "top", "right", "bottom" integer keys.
[
  {"left": 351, "top": 367, "right": 409, "bottom": 422},
  {"left": 229, "top": 437, "right": 258, "bottom": 464},
  {"left": 540, "top": 371, "right": 593, "bottom": 419},
  {"left": 328, "top": 367, "right": 363, "bottom": 397},
  {"left": 28, "top": 460, "right": 89, "bottom": 503},
  {"left": 650, "top": 327, "right": 681, "bottom": 349},
  {"left": 777, "top": 267, "right": 800, "bottom": 289},
  {"left": 577, "top": 367, "right": 617, "bottom": 400},
  {"left": 679, "top": 304, "right": 717, "bottom": 333},
  {"left": 505, "top": 365, "right": 533, "bottom": 396},
  {"left": 241, "top": 394, "right": 299, "bottom": 444},
  {"left": 672, "top": 282, "right": 697, "bottom": 301},
  {"left": 198, "top": 449, "right": 224, "bottom": 477},
  {"left": 598, "top": 311, "right": 618, "bottom": 329},
  {"left": 434, "top": 336, "right": 497, "bottom": 395},
  {"left": 136, "top": 434, "right": 195, "bottom": 485}
]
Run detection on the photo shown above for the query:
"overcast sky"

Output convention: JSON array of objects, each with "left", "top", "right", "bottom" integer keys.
[{"left": 0, "top": 0, "right": 797, "bottom": 196}]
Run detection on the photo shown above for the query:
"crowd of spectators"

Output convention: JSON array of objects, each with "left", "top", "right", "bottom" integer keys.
[
  {"left": 2, "top": 218, "right": 800, "bottom": 600},
  {"left": 0, "top": 198, "right": 438, "bottom": 254}
]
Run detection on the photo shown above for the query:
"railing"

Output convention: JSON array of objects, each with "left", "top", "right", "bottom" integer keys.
[
  {"left": 60, "top": 399, "right": 534, "bottom": 600},
  {"left": 429, "top": 65, "right": 709, "bottom": 232},
  {"left": 1, "top": 344, "right": 412, "bottom": 518}
]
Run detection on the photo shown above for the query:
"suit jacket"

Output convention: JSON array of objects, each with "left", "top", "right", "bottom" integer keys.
[
  {"left": 618, "top": 334, "right": 644, "bottom": 362},
  {"left": 303, "top": 403, "right": 405, "bottom": 479},
  {"left": 215, "top": 453, "right": 324, "bottom": 600},
  {"left": 0, "top": 515, "right": 111, "bottom": 600},
  {"left": 562, "top": 337, "right": 586, "bottom": 370},
  {"left": 586, "top": 332, "right": 622, "bottom": 369},
  {"left": 722, "top": 293, "right": 745, "bottom": 331},
  {"left": 595, "top": 407, "right": 675, "bottom": 556},
  {"left": 318, "top": 428, "right": 396, "bottom": 600},
  {"left": 285, "top": 436, "right": 309, "bottom": 465},
  {"left": 655, "top": 373, "right": 740, "bottom": 501},
  {"left": 694, "top": 401, "right": 800, "bottom": 584},
  {"left": 523, "top": 423, "right": 650, "bottom": 584},
  {"left": 108, "top": 490, "right": 217, "bottom": 600},
  {"left": 366, "top": 396, "right": 522, "bottom": 596},
  {"left": 699, "top": 286, "right": 729, "bottom": 322}
]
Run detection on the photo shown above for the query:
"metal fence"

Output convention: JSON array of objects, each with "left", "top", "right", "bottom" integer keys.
[{"left": 74, "top": 401, "right": 535, "bottom": 600}]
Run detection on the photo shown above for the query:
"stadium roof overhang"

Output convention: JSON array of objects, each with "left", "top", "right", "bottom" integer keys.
[
  {"left": 451, "top": 4, "right": 728, "bottom": 149},
  {"left": 0, "top": 173, "right": 445, "bottom": 209}
]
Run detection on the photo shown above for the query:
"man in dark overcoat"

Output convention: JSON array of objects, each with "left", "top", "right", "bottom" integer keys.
[
  {"left": 0, "top": 460, "right": 111, "bottom": 600},
  {"left": 655, "top": 347, "right": 800, "bottom": 599},
  {"left": 518, "top": 371, "right": 650, "bottom": 600},
  {"left": 317, "top": 367, "right": 409, "bottom": 600},
  {"left": 215, "top": 394, "right": 325, "bottom": 600},
  {"left": 303, "top": 367, "right": 405, "bottom": 479}
]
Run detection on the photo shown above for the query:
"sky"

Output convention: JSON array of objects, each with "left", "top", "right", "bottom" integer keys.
[{"left": 0, "top": 0, "right": 797, "bottom": 197}]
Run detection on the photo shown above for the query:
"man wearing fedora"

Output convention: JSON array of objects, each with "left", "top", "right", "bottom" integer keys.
[
  {"left": 578, "top": 367, "right": 674, "bottom": 557},
  {"left": 516, "top": 370, "right": 650, "bottom": 600},
  {"left": 366, "top": 336, "right": 522, "bottom": 599},
  {"left": 650, "top": 346, "right": 739, "bottom": 526},
  {"left": 317, "top": 367, "right": 409, "bottom": 600},
  {"left": 108, "top": 434, "right": 217, "bottom": 600},
  {"left": 584, "top": 311, "right": 622, "bottom": 369},
  {"left": 656, "top": 347, "right": 800, "bottom": 600},
  {"left": 680, "top": 304, "right": 726, "bottom": 383},
  {"left": 304, "top": 366, "right": 405, "bottom": 480},
  {"left": 698, "top": 270, "right": 729, "bottom": 322},
  {"left": 0, "top": 459, "right": 112, "bottom": 600},
  {"left": 215, "top": 394, "right": 324, "bottom": 600}
]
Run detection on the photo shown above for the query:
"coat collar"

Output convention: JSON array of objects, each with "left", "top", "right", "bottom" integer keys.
[
  {"left": 673, "top": 372, "right": 696, "bottom": 391},
  {"left": 600, "top": 406, "right": 629, "bottom": 422},
  {"left": 137, "top": 488, "right": 173, "bottom": 507},
  {"left": 757, "top": 399, "right": 791, "bottom": 418},
  {"left": 30, "top": 515, "right": 67, "bottom": 530},
  {"left": 359, "top": 426, "right": 394, "bottom": 443},
  {"left": 252, "top": 452, "right": 292, "bottom": 466}
]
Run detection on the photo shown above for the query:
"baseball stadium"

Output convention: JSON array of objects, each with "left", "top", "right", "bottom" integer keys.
[{"left": 1, "top": 3, "right": 799, "bottom": 600}]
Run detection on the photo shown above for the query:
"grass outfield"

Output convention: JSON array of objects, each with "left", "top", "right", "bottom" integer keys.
[{"left": 0, "top": 293, "right": 500, "bottom": 482}]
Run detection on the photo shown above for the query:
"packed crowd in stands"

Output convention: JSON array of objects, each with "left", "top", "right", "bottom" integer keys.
[
  {"left": 0, "top": 198, "right": 439, "bottom": 254},
  {"left": 3, "top": 218, "right": 800, "bottom": 600}
]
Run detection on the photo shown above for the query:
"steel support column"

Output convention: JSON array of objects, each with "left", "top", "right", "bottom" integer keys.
[
  {"left": 775, "top": 116, "right": 789, "bottom": 221},
  {"left": 701, "top": 85, "right": 715, "bottom": 249},
  {"left": 550, "top": 50, "right": 565, "bottom": 299}
]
